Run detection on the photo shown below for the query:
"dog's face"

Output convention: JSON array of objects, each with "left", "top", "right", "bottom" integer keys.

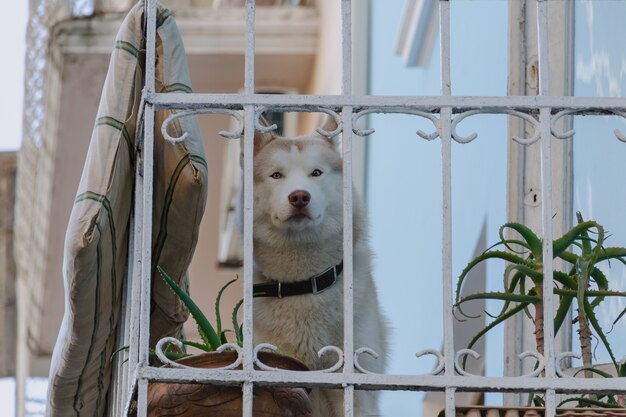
[{"left": 253, "top": 130, "right": 343, "bottom": 238}]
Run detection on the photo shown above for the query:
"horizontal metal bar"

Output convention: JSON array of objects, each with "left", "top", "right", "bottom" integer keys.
[
  {"left": 139, "top": 367, "right": 626, "bottom": 394},
  {"left": 146, "top": 92, "right": 626, "bottom": 112}
]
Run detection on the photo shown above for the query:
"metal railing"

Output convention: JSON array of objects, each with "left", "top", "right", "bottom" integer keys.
[{"left": 125, "top": 1, "right": 626, "bottom": 417}]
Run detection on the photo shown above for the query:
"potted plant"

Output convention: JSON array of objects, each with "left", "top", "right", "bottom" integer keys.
[
  {"left": 454, "top": 213, "right": 626, "bottom": 411},
  {"left": 140, "top": 267, "right": 313, "bottom": 417}
]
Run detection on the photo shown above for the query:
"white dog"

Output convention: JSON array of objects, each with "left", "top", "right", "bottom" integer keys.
[{"left": 248, "top": 117, "right": 388, "bottom": 417}]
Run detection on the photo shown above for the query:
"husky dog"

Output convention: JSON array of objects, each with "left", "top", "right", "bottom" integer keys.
[{"left": 249, "top": 117, "right": 388, "bottom": 417}]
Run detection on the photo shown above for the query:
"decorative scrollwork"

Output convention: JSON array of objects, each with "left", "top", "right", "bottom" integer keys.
[
  {"left": 415, "top": 349, "right": 445, "bottom": 375},
  {"left": 313, "top": 345, "right": 345, "bottom": 373},
  {"left": 451, "top": 109, "right": 540, "bottom": 144},
  {"left": 254, "top": 343, "right": 344, "bottom": 373},
  {"left": 253, "top": 343, "right": 286, "bottom": 371},
  {"left": 255, "top": 106, "right": 343, "bottom": 139},
  {"left": 353, "top": 347, "right": 382, "bottom": 374},
  {"left": 551, "top": 109, "right": 577, "bottom": 140},
  {"left": 454, "top": 349, "right": 481, "bottom": 376},
  {"left": 552, "top": 108, "right": 626, "bottom": 143},
  {"left": 155, "top": 337, "right": 243, "bottom": 370},
  {"left": 161, "top": 108, "right": 244, "bottom": 143},
  {"left": 351, "top": 107, "right": 440, "bottom": 141},
  {"left": 518, "top": 350, "right": 547, "bottom": 377},
  {"left": 555, "top": 351, "right": 581, "bottom": 377}
]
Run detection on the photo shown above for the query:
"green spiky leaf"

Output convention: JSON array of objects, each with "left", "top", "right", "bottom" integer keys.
[{"left": 157, "top": 266, "right": 221, "bottom": 351}]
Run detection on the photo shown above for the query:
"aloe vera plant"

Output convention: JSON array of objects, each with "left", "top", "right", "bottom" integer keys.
[
  {"left": 157, "top": 266, "right": 243, "bottom": 354},
  {"left": 454, "top": 213, "right": 626, "bottom": 392}
]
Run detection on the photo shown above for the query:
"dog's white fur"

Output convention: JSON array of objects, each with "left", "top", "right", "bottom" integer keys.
[{"left": 249, "top": 119, "right": 388, "bottom": 417}]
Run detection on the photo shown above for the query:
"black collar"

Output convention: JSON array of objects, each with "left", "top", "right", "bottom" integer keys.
[{"left": 253, "top": 261, "right": 343, "bottom": 298}]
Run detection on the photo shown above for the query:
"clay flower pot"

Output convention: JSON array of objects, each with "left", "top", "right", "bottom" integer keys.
[{"left": 146, "top": 350, "right": 312, "bottom": 417}]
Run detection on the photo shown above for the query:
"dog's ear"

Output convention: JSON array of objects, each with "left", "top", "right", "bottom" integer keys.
[
  {"left": 240, "top": 116, "right": 274, "bottom": 167},
  {"left": 254, "top": 115, "right": 275, "bottom": 154},
  {"left": 319, "top": 114, "right": 338, "bottom": 135},
  {"left": 317, "top": 114, "right": 341, "bottom": 148}
]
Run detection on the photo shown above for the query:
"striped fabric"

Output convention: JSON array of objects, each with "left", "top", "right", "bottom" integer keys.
[{"left": 46, "top": 3, "right": 208, "bottom": 417}]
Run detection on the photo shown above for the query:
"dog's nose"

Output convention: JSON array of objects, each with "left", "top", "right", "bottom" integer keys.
[{"left": 288, "top": 190, "right": 311, "bottom": 209}]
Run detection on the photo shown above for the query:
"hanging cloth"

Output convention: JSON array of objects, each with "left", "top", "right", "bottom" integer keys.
[{"left": 46, "top": 2, "right": 208, "bottom": 416}]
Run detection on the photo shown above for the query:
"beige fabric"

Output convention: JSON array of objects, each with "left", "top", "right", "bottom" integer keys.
[{"left": 46, "top": 3, "right": 208, "bottom": 417}]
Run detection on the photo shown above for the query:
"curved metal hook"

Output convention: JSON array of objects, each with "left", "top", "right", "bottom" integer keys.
[
  {"left": 354, "top": 347, "right": 381, "bottom": 374},
  {"left": 551, "top": 109, "right": 577, "bottom": 140},
  {"left": 161, "top": 108, "right": 244, "bottom": 143},
  {"left": 611, "top": 110, "right": 626, "bottom": 143},
  {"left": 254, "top": 106, "right": 343, "bottom": 139},
  {"left": 451, "top": 109, "right": 540, "bottom": 144},
  {"left": 556, "top": 351, "right": 581, "bottom": 377},
  {"left": 154, "top": 337, "right": 243, "bottom": 370},
  {"left": 415, "top": 349, "right": 445, "bottom": 376},
  {"left": 314, "top": 345, "right": 345, "bottom": 373},
  {"left": 454, "top": 349, "right": 481, "bottom": 376},
  {"left": 254, "top": 344, "right": 344, "bottom": 373},
  {"left": 518, "top": 350, "right": 547, "bottom": 377},
  {"left": 552, "top": 108, "right": 626, "bottom": 143},
  {"left": 351, "top": 107, "right": 440, "bottom": 141},
  {"left": 253, "top": 343, "right": 288, "bottom": 371}
]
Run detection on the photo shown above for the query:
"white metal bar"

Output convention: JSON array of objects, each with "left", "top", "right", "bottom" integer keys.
[
  {"left": 242, "top": 0, "right": 256, "bottom": 373},
  {"left": 243, "top": 1, "right": 256, "bottom": 416},
  {"left": 147, "top": 92, "right": 626, "bottom": 111},
  {"left": 139, "top": 366, "right": 626, "bottom": 393},
  {"left": 439, "top": 0, "right": 451, "bottom": 97},
  {"left": 439, "top": 1, "right": 455, "bottom": 416},
  {"left": 244, "top": 0, "right": 255, "bottom": 95},
  {"left": 139, "top": 104, "right": 155, "bottom": 368},
  {"left": 537, "top": 0, "right": 556, "bottom": 377},
  {"left": 242, "top": 105, "right": 255, "bottom": 416},
  {"left": 341, "top": 0, "right": 352, "bottom": 95},
  {"left": 136, "top": 378, "right": 148, "bottom": 417},
  {"left": 342, "top": 105, "right": 355, "bottom": 417},
  {"left": 137, "top": 7, "right": 156, "bottom": 417},
  {"left": 545, "top": 389, "right": 557, "bottom": 417},
  {"left": 537, "top": 1, "right": 557, "bottom": 415},
  {"left": 126, "top": 161, "right": 144, "bottom": 411},
  {"left": 341, "top": 2, "right": 355, "bottom": 416},
  {"left": 138, "top": 0, "right": 157, "bottom": 371}
]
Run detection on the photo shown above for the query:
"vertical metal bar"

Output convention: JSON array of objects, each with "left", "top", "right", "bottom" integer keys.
[
  {"left": 137, "top": 18, "right": 158, "bottom": 417},
  {"left": 537, "top": 1, "right": 556, "bottom": 416},
  {"left": 139, "top": 0, "right": 157, "bottom": 374},
  {"left": 439, "top": 1, "right": 455, "bottom": 416},
  {"left": 136, "top": 378, "right": 149, "bottom": 417},
  {"left": 341, "top": 0, "right": 352, "bottom": 95},
  {"left": 537, "top": 0, "right": 556, "bottom": 378},
  {"left": 245, "top": 0, "right": 255, "bottom": 96},
  {"left": 342, "top": 106, "right": 355, "bottom": 417},
  {"left": 242, "top": 105, "right": 255, "bottom": 417},
  {"left": 138, "top": 0, "right": 156, "bottom": 375},
  {"left": 127, "top": 166, "right": 143, "bottom": 409},
  {"left": 139, "top": 103, "right": 155, "bottom": 367},
  {"left": 439, "top": 0, "right": 452, "bottom": 97},
  {"left": 341, "top": 1, "right": 355, "bottom": 416},
  {"left": 243, "top": 2, "right": 256, "bottom": 417}
]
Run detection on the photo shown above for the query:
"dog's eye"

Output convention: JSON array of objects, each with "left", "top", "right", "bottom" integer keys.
[
  {"left": 311, "top": 169, "right": 323, "bottom": 177},
  {"left": 270, "top": 171, "right": 283, "bottom": 179}
]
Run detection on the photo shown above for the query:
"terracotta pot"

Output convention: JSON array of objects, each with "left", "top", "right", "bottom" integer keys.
[{"left": 146, "top": 351, "right": 312, "bottom": 417}]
